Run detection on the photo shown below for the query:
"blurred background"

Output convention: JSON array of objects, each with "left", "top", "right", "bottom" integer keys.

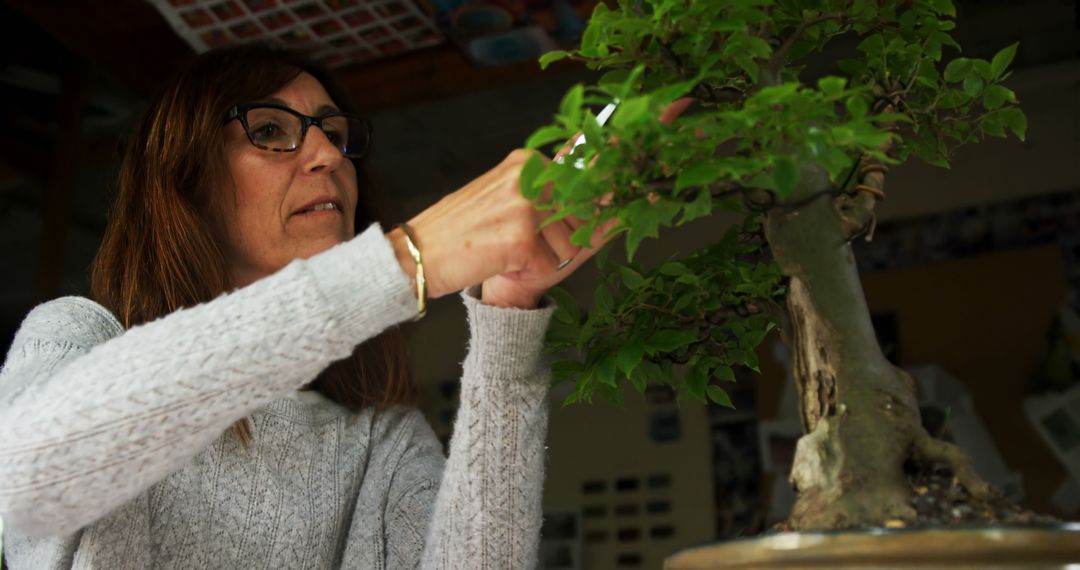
[{"left": 1, "top": 0, "right": 1079, "bottom": 568}]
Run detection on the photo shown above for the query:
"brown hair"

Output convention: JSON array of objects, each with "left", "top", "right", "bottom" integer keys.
[{"left": 90, "top": 45, "right": 414, "bottom": 444}]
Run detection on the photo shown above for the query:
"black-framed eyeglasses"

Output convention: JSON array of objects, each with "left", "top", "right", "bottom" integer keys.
[{"left": 226, "top": 103, "right": 373, "bottom": 160}]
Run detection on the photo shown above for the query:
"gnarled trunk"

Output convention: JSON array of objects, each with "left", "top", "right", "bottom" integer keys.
[{"left": 764, "top": 163, "right": 988, "bottom": 529}]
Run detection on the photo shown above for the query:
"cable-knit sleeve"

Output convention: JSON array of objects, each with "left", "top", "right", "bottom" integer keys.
[
  {"left": 0, "top": 224, "right": 417, "bottom": 537},
  {"left": 419, "top": 287, "right": 555, "bottom": 569}
]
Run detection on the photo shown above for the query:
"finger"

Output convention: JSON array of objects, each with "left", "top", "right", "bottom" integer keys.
[
  {"left": 539, "top": 216, "right": 581, "bottom": 265},
  {"left": 531, "top": 231, "right": 564, "bottom": 274},
  {"left": 538, "top": 180, "right": 556, "bottom": 205},
  {"left": 592, "top": 217, "right": 623, "bottom": 249},
  {"left": 659, "top": 97, "right": 695, "bottom": 125},
  {"left": 553, "top": 218, "right": 622, "bottom": 275}
]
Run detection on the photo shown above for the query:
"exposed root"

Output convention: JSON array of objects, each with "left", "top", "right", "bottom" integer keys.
[
  {"left": 783, "top": 417, "right": 1002, "bottom": 531},
  {"left": 912, "top": 431, "right": 993, "bottom": 500}
]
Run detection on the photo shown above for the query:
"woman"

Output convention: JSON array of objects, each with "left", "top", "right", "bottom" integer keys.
[{"left": 0, "top": 45, "right": 607, "bottom": 568}]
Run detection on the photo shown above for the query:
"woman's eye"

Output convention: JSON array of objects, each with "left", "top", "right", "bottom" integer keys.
[
  {"left": 250, "top": 121, "right": 287, "bottom": 142},
  {"left": 323, "top": 128, "right": 344, "bottom": 147}
]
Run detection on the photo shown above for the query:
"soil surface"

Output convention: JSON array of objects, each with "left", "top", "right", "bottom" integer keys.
[
  {"left": 902, "top": 463, "right": 1060, "bottom": 529},
  {"left": 773, "top": 462, "right": 1060, "bottom": 532}
]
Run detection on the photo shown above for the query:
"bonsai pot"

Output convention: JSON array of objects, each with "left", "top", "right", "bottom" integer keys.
[{"left": 665, "top": 524, "right": 1080, "bottom": 569}]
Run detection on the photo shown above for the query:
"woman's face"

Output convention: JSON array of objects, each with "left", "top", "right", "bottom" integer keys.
[{"left": 217, "top": 71, "right": 358, "bottom": 288}]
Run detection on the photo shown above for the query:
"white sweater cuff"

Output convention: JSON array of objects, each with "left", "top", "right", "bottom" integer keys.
[
  {"left": 461, "top": 286, "right": 555, "bottom": 382},
  {"left": 305, "top": 224, "right": 419, "bottom": 341}
]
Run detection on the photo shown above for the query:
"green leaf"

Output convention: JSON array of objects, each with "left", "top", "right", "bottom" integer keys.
[
  {"left": 611, "top": 95, "right": 651, "bottom": 129},
  {"left": 982, "top": 84, "right": 1016, "bottom": 110},
  {"left": 594, "top": 285, "right": 614, "bottom": 313},
  {"left": 652, "top": 79, "right": 697, "bottom": 104},
  {"left": 597, "top": 380, "right": 623, "bottom": 405},
  {"left": 686, "top": 366, "right": 707, "bottom": 401},
  {"left": 713, "top": 365, "right": 735, "bottom": 382},
  {"left": 727, "top": 349, "right": 751, "bottom": 368},
  {"left": 559, "top": 84, "right": 584, "bottom": 126},
  {"left": 579, "top": 13, "right": 602, "bottom": 57},
  {"left": 749, "top": 83, "right": 798, "bottom": 107},
  {"left": 596, "top": 353, "right": 617, "bottom": 387},
  {"left": 773, "top": 156, "right": 798, "bottom": 197},
  {"left": 980, "top": 112, "right": 1006, "bottom": 137},
  {"left": 743, "top": 328, "right": 769, "bottom": 348},
  {"left": 525, "top": 125, "right": 568, "bottom": 150},
  {"left": 963, "top": 75, "right": 985, "bottom": 97},
  {"left": 681, "top": 188, "right": 712, "bottom": 223},
  {"left": 817, "top": 76, "right": 847, "bottom": 98},
  {"left": 625, "top": 222, "right": 650, "bottom": 261},
  {"left": 845, "top": 94, "right": 869, "bottom": 117},
  {"left": 548, "top": 287, "right": 580, "bottom": 323},
  {"left": 628, "top": 365, "right": 648, "bottom": 395},
  {"left": 619, "top": 266, "right": 645, "bottom": 289},
  {"left": 624, "top": 199, "right": 680, "bottom": 260},
  {"left": 937, "top": 89, "right": 966, "bottom": 110},
  {"left": 577, "top": 317, "right": 596, "bottom": 350},
  {"left": 926, "top": 0, "right": 956, "bottom": 17},
  {"left": 707, "top": 385, "right": 734, "bottom": 408},
  {"left": 675, "top": 273, "right": 700, "bottom": 286},
  {"left": 614, "top": 65, "right": 646, "bottom": 100},
  {"left": 672, "top": 292, "right": 698, "bottom": 314},
  {"left": 518, "top": 152, "right": 547, "bottom": 200},
  {"left": 743, "top": 36, "right": 772, "bottom": 59},
  {"left": 539, "top": 50, "right": 570, "bottom": 70},
  {"left": 570, "top": 222, "right": 596, "bottom": 248},
  {"left": 645, "top": 330, "right": 697, "bottom": 353},
  {"left": 659, "top": 261, "right": 689, "bottom": 276},
  {"left": 943, "top": 57, "right": 972, "bottom": 82},
  {"left": 675, "top": 162, "right": 721, "bottom": 192},
  {"left": 990, "top": 42, "right": 1018, "bottom": 79},
  {"left": 1000, "top": 107, "right": 1027, "bottom": 141},
  {"left": 617, "top": 338, "right": 645, "bottom": 375},
  {"left": 545, "top": 319, "right": 578, "bottom": 350},
  {"left": 734, "top": 54, "right": 759, "bottom": 83},
  {"left": 856, "top": 34, "right": 885, "bottom": 57},
  {"left": 598, "top": 70, "right": 629, "bottom": 96}
]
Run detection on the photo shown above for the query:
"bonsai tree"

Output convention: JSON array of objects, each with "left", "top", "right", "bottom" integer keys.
[{"left": 522, "top": 0, "right": 1026, "bottom": 529}]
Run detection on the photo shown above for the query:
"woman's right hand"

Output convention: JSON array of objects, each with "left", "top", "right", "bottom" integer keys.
[
  {"left": 387, "top": 148, "right": 577, "bottom": 300},
  {"left": 388, "top": 97, "right": 697, "bottom": 302}
]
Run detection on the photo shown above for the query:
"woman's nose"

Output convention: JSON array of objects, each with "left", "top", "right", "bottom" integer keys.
[{"left": 302, "top": 126, "right": 344, "bottom": 172}]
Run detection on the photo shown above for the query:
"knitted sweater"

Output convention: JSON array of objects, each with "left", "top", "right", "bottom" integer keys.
[{"left": 0, "top": 224, "right": 555, "bottom": 569}]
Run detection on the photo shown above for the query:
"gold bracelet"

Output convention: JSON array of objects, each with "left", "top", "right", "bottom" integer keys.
[{"left": 396, "top": 222, "right": 427, "bottom": 320}]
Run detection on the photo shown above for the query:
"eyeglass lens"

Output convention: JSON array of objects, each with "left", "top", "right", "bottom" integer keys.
[{"left": 245, "top": 107, "right": 367, "bottom": 157}]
